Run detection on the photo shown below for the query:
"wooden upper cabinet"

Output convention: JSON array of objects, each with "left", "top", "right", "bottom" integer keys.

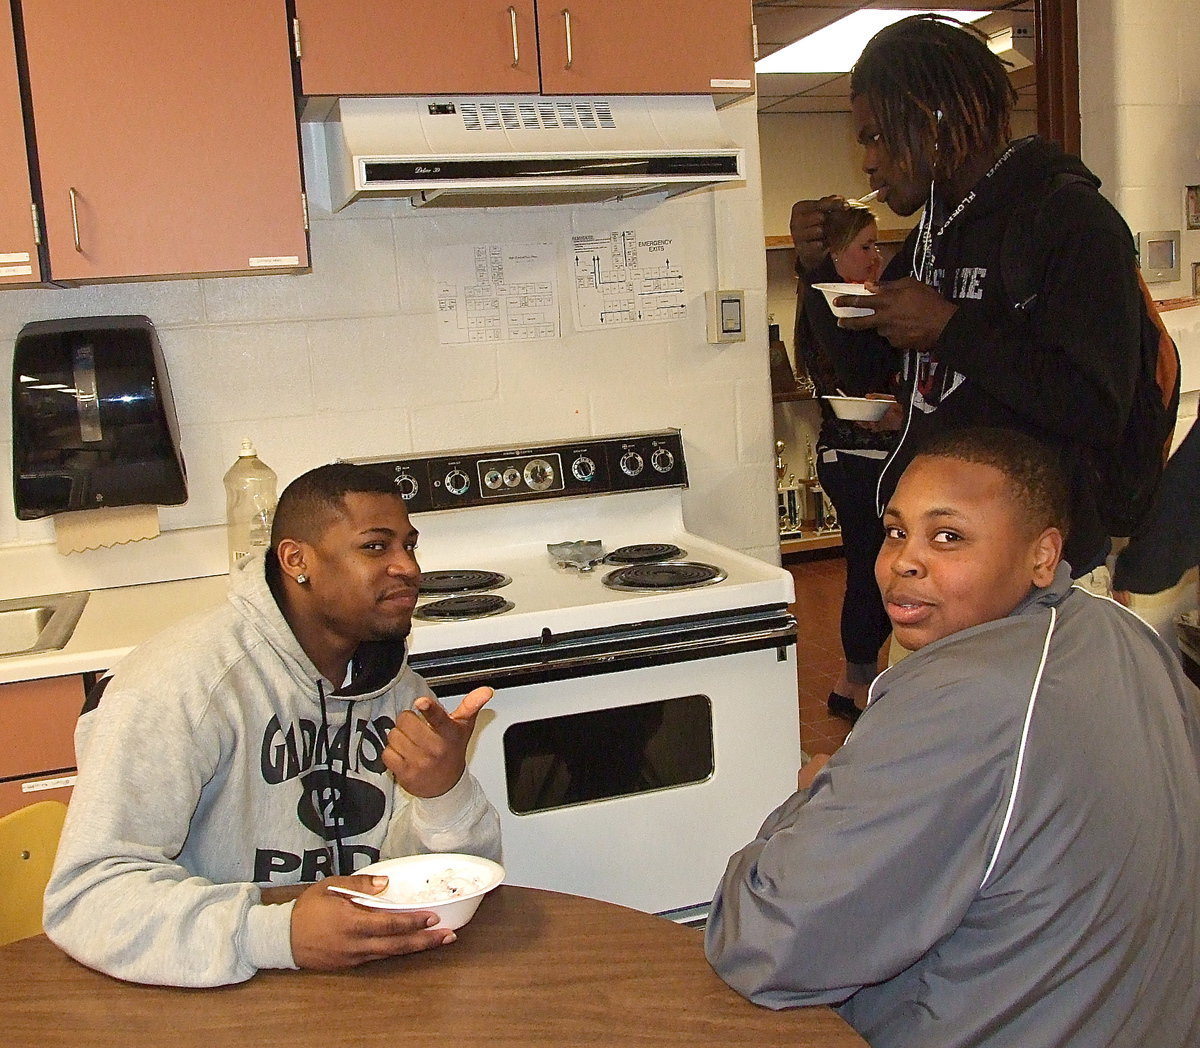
[
  {"left": 295, "top": 1, "right": 542, "bottom": 96},
  {"left": 294, "top": 0, "right": 753, "bottom": 98},
  {"left": 536, "top": 0, "right": 754, "bottom": 96},
  {"left": 18, "top": 0, "right": 308, "bottom": 283},
  {"left": 0, "top": 1, "right": 40, "bottom": 286}
]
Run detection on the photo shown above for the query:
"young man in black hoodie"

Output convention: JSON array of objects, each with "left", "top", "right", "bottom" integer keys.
[{"left": 791, "top": 13, "right": 1143, "bottom": 589}]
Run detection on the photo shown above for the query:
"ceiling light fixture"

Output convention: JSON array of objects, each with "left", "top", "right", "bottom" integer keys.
[{"left": 755, "top": 10, "right": 991, "bottom": 75}]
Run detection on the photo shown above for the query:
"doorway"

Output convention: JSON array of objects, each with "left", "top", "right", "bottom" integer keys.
[{"left": 758, "top": 0, "right": 1078, "bottom": 552}]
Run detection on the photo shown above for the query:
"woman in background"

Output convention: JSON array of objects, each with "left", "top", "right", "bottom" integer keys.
[{"left": 794, "top": 202, "right": 899, "bottom": 723}]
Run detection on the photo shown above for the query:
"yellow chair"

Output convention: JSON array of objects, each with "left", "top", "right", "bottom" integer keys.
[{"left": 0, "top": 800, "right": 68, "bottom": 945}]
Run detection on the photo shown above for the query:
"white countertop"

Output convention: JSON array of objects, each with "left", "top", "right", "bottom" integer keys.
[{"left": 0, "top": 574, "right": 231, "bottom": 685}]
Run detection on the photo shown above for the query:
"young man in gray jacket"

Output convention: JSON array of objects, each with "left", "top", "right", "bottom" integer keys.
[
  {"left": 706, "top": 428, "right": 1200, "bottom": 1048},
  {"left": 44, "top": 463, "right": 501, "bottom": 987}
]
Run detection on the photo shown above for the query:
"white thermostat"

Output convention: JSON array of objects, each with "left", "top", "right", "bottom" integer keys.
[{"left": 705, "top": 289, "right": 746, "bottom": 343}]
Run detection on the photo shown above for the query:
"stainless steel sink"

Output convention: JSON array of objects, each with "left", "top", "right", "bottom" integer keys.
[{"left": 0, "top": 591, "right": 89, "bottom": 658}]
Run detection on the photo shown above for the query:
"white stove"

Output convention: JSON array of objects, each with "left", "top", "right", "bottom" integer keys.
[
  {"left": 405, "top": 489, "right": 793, "bottom": 641},
  {"left": 353, "top": 430, "right": 800, "bottom": 922}
]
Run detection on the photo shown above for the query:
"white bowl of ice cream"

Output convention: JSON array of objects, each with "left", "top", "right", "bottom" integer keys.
[
  {"left": 350, "top": 853, "right": 505, "bottom": 930},
  {"left": 822, "top": 395, "right": 896, "bottom": 422},
  {"left": 811, "top": 281, "right": 875, "bottom": 318}
]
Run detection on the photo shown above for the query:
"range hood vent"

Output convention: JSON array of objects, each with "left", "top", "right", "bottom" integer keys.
[{"left": 314, "top": 95, "right": 744, "bottom": 209}]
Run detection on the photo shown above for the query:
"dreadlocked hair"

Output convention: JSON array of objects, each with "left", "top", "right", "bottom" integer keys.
[{"left": 850, "top": 13, "right": 1016, "bottom": 182}]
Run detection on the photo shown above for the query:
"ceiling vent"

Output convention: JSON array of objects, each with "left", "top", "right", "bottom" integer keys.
[{"left": 989, "top": 19, "right": 1035, "bottom": 72}]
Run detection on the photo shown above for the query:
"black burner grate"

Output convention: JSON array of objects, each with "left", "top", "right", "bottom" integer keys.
[
  {"left": 413, "top": 594, "right": 515, "bottom": 620},
  {"left": 604, "top": 543, "right": 686, "bottom": 564},
  {"left": 418, "top": 569, "right": 511, "bottom": 594},
  {"left": 602, "top": 561, "right": 727, "bottom": 592}
]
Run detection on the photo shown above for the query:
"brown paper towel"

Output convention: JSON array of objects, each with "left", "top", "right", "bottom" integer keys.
[{"left": 54, "top": 505, "right": 161, "bottom": 555}]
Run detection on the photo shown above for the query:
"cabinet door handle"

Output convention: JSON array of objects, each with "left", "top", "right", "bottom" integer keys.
[
  {"left": 69, "top": 187, "right": 82, "bottom": 252},
  {"left": 508, "top": 6, "right": 519, "bottom": 67},
  {"left": 562, "top": 8, "right": 572, "bottom": 69}
]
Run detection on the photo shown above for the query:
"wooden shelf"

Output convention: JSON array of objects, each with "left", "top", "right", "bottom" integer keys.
[
  {"left": 1157, "top": 295, "right": 1200, "bottom": 313},
  {"left": 780, "top": 528, "right": 842, "bottom": 556},
  {"left": 772, "top": 389, "right": 816, "bottom": 403}
]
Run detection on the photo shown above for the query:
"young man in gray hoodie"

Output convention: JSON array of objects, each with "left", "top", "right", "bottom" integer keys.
[
  {"left": 706, "top": 428, "right": 1200, "bottom": 1048},
  {"left": 44, "top": 463, "right": 501, "bottom": 986}
]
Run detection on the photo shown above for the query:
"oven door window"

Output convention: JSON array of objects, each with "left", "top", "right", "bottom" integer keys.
[{"left": 502, "top": 695, "right": 714, "bottom": 814}]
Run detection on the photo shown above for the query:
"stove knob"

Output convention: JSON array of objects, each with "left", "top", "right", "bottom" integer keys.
[
  {"left": 503, "top": 467, "right": 522, "bottom": 488},
  {"left": 571, "top": 455, "right": 596, "bottom": 482},
  {"left": 619, "top": 451, "right": 644, "bottom": 477},
  {"left": 444, "top": 468, "right": 471, "bottom": 496},
  {"left": 483, "top": 469, "right": 503, "bottom": 491},
  {"left": 523, "top": 458, "right": 555, "bottom": 491},
  {"left": 650, "top": 447, "right": 675, "bottom": 474},
  {"left": 394, "top": 473, "right": 418, "bottom": 500}
]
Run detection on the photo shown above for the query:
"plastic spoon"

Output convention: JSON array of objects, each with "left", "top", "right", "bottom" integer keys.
[{"left": 326, "top": 884, "right": 388, "bottom": 904}]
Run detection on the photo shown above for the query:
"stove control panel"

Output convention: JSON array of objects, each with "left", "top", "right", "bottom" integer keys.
[
  {"left": 475, "top": 452, "right": 563, "bottom": 498},
  {"left": 348, "top": 429, "right": 687, "bottom": 513}
]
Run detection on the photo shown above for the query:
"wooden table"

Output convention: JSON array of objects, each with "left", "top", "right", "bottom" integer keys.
[{"left": 0, "top": 885, "right": 867, "bottom": 1048}]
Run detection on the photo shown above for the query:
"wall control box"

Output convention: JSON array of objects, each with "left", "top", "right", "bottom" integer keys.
[
  {"left": 1137, "top": 230, "right": 1181, "bottom": 283},
  {"left": 705, "top": 290, "right": 745, "bottom": 343}
]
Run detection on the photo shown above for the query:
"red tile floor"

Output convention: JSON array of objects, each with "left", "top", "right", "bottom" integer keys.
[{"left": 785, "top": 549, "right": 878, "bottom": 759}]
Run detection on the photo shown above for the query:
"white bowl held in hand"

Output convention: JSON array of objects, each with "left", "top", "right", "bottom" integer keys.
[
  {"left": 812, "top": 282, "right": 875, "bottom": 318},
  {"left": 822, "top": 395, "right": 895, "bottom": 422},
  {"left": 347, "top": 853, "right": 505, "bottom": 930}
]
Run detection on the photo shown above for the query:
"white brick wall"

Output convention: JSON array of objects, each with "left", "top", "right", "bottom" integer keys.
[
  {"left": 2, "top": 97, "right": 782, "bottom": 586},
  {"left": 1080, "top": 0, "right": 1200, "bottom": 301}
]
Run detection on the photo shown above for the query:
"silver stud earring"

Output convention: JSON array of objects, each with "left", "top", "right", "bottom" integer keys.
[{"left": 296, "top": 574, "right": 309, "bottom": 585}]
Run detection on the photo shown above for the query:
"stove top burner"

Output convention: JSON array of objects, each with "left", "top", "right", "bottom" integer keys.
[
  {"left": 601, "top": 561, "right": 727, "bottom": 592},
  {"left": 419, "top": 569, "right": 512, "bottom": 594},
  {"left": 413, "top": 594, "right": 515, "bottom": 621},
  {"left": 604, "top": 543, "right": 687, "bottom": 564}
]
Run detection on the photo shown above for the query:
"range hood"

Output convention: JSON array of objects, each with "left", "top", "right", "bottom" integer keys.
[{"left": 312, "top": 95, "right": 745, "bottom": 209}]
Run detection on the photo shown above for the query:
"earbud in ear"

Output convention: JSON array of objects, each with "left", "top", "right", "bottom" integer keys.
[{"left": 936, "top": 109, "right": 943, "bottom": 122}]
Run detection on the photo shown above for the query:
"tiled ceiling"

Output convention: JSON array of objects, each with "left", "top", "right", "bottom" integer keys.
[{"left": 753, "top": 1, "right": 1037, "bottom": 113}]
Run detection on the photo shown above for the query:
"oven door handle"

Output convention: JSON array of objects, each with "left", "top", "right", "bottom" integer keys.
[{"left": 417, "top": 621, "right": 797, "bottom": 692}]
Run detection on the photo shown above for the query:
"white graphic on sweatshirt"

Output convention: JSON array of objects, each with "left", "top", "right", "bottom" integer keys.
[{"left": 909, "top": 263, "right": 992, "bottom": 412}]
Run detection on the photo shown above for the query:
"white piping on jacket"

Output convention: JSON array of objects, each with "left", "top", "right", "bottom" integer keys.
[{"left": 980, "top": 604, "right": 1058, "bottom": 889}]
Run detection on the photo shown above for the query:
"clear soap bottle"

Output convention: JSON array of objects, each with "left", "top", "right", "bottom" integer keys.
[{"left": 223, "top": 439, "right": 277, "bottom": 571}]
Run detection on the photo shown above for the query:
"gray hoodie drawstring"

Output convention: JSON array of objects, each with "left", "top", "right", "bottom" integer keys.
[{"left": 316, "top": 681, "right": 356, "bottom": 876}]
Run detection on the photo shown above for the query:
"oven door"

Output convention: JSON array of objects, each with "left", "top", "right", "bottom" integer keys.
[{"left": 412, "top": 610, "right": 799, "bottom": 918}]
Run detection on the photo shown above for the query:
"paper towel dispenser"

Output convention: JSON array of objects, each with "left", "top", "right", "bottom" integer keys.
[{"left": 12, "top": 315, "right": 187, "bottom": 520}]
